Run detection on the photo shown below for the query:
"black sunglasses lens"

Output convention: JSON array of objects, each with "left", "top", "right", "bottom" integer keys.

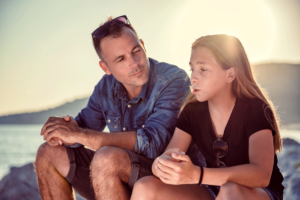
[
  {"left": 213, "top": 139, "right": 228, "bottom": 158},
  {"left": 92, "top": 15, "right": 128, "bottom": 49},
  {"left": 214, "top": 160, "right": 227, "bottom": 168}
]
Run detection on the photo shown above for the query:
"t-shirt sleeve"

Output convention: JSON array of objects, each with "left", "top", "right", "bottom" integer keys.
[
  {"left": 176, "top": 104, "right": 192, "bottom": 135},
  {"left": 245, "top": 101, "right": 276, "bottom": 138}
]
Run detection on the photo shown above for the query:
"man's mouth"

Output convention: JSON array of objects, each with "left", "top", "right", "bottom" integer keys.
[{"left": 131, "top": 68, "right": 144, "bottom": 76}]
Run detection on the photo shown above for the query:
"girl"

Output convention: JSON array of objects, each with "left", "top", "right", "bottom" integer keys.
[{"left": 130, "top": 35, "right": 284, "bottom": 200}]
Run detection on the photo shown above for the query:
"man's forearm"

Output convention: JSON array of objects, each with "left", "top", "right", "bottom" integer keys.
[{"left": 77, "top": 128, "right": 137, "bottom": 151}]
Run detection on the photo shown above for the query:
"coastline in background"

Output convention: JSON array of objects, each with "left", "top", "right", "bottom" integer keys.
[{"left": 0, "top": 124, "right": 299, "bottom": 180}]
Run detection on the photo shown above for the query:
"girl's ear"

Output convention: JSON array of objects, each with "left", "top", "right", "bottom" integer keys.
[{"left": 227, "top": 68, "right": 236, "bottom": 83}]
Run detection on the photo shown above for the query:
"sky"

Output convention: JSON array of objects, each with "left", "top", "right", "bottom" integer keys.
[{"left": 0, "top": 0, "right": 300, "bottom": 116}]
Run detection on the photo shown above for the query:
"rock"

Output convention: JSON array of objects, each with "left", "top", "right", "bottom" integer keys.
[
  {"left": 0, "top": 163, "right": 40, "bottom": 200},
  {"left": 282, "top": 138, "right": 300, "bottom": 147},
  {"left": 1, "top": 137, "right": 300, "bottom": 199},
  {"left": 0, "top": 163, "right": 86, "bottom": 200},
  {"left": 284, "top": 175, "right": 300, "bottom": 200},
  {"left": 277, "top": 138, "right": 300, "bottom": 199}
]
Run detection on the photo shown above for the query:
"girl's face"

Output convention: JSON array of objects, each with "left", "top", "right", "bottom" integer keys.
[{"left": 189, "top": 47, "right": 232, "bottom": 102}]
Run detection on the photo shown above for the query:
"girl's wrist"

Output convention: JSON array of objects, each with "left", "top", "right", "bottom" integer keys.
[{"left": 193, "top": 165, "right": 201, "bottom": 184}]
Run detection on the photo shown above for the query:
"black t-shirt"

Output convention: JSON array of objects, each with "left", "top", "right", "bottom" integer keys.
[{"left": 176, "top": 97, "right": 284, "bottom": 197}]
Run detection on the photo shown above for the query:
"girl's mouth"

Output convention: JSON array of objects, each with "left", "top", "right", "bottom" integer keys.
[{"left": 193, "top": 88, "right": 200, "bottom": 94}]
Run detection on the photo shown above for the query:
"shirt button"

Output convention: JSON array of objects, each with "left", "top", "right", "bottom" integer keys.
[
  {"left": 127, "top": 104, "right": 131, "bottom": 108},
  {"left": 123, "top": 127, "right": 126, "bottom": 131},
  {"left": 142, "top": 125, "right": 145, "bottom": 128},
  {"left": 108, "top": 119, "right": 111, "bottom": 123}
]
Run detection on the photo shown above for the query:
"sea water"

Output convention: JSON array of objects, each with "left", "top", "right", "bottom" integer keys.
[{"left": 0, "top": 124, "right": 299, "bottom": 180}]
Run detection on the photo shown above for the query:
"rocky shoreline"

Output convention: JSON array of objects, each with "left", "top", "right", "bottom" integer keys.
[{"left": 0, "top": 138, "right": 299, "bottom": 200}]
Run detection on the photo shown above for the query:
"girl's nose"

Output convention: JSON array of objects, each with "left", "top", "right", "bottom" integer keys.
[{"left": 191, "top": 74, "right": 198, "bottom": 84}]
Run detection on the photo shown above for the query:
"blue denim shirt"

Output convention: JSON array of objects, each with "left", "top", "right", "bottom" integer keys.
[{"left": 72, "top": 58, "right": 205, "bottom": 165}]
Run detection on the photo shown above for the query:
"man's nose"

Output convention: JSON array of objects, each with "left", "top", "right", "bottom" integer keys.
[{"left": 128, "top": 56, "right": 139, "bottom": 68}]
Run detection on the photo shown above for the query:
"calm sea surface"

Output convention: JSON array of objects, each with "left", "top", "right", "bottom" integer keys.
[{"left": 0, "top": 124, "right": 299, "bottom": 180}]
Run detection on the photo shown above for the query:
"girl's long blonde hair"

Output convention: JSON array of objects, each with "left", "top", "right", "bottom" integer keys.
[{"left": 181, "top": 34, "right": 282, "bottom": 152}]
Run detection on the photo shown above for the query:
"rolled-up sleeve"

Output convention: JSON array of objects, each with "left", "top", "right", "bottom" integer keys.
[
  {"left": 65, "top": 83, "right": 106, "bottom": 148},
  {"left": 134, "top": 70, "right": 191, "bottom": 159},
  {"left": 75, "top": 84, "right": 106, "bottom": 131}
]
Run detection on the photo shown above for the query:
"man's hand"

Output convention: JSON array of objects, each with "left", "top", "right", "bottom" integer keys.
[{"left": 40, "top": 115, "right": 80, "bottom": 146}]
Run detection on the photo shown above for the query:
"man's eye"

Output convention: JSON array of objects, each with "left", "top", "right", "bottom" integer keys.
[
  {"left": 134, "top": 49, "right": 141, "bottom": 53},
  {"left": 201, "top": 68, "right": 207, "bottom": 71},
  {"left": 118, "top": 58, "right": 123, "bottom": 62}
]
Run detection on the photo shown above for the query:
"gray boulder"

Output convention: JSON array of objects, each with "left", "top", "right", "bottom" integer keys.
[
  {"left": 0, "top": 163, "right": 85, "bottom": 200},
  {"left": 0, "top": 138, "right": 300, "bottom": 199},
  {"left": 284, "top": 175, "right": 300, "bottom": 200},
  {"left": 278, "top": 138, "right": 300, "bottom": 199}
]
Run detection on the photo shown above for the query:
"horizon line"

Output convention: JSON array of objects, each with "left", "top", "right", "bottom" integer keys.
[{"left": 0, "top": 61, "right": 299, "bottom": 117}]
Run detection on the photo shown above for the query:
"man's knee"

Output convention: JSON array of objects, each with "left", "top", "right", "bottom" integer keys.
[
  {"left": 91, "top": 146, "right": 131, "bottom": 176},
  {"left": 35, "top": 142, "right": 52, "bottom": 164},
  {"left": 35, "top": 142, "right": 69, "bottom": 177}
]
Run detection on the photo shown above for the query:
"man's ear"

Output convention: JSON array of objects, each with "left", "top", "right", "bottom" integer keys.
[
  {"left": 140, "top": 39, "right": 146, "bottom": 53},
  {"left": 227, "top": 67, "right": 236, "bottom": 83},
  {"left": 99, "top": 61, "right": 112, "bottom": 75}
]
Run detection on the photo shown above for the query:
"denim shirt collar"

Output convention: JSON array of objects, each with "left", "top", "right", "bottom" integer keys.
[{"left": 114, "top": 58, "right": 153, "bottom": 103}]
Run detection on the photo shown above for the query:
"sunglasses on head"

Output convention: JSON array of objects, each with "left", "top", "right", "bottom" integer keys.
[
  {"left": 213, "top": 138, "right": 228, "bottom": 168},
  {"left": 91, "top": 15, "right": 131, "bottom": 49}
]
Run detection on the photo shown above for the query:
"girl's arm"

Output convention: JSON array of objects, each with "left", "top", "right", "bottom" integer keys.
[
  {"left": 152, "top": 127, "right": 192, "bottom": 177},
  {"left": 156, "top": 129, "right": 274, "bottom": 188}
]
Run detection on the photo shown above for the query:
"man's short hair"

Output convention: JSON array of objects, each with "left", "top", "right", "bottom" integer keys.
[{"left": 94, "top": 16, "right": 139, "bottom": 61}]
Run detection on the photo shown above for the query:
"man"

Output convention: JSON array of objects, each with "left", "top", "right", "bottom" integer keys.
[{"left": 35, "top": 15, "right": 196, "bottom": 200}]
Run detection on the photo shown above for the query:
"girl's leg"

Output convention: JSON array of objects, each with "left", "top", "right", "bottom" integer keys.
[
  {"left": 131, "top": 176, "right": 214, "bottom": 200},
  {"left": 216, "top": 182, "right": 271, "bottom": 200}
]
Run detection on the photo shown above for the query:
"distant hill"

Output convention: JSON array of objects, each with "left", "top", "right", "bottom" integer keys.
[
  {"left": 252, "top": 63, "right": 300, "bottom": 125},
  {"left": 0, "top": 98, "right": 89, "bottom": 124},
  {"left": 0, "top": 63, "right": 299, "bottom": 125}
]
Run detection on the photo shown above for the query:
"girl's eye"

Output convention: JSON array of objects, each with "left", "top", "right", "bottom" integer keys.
[
  {"left": 201, "top": 68, "right": 207, "bottom": 71},
  {"left": 118, "top": 58, "right": 124, "bottom": 62}
]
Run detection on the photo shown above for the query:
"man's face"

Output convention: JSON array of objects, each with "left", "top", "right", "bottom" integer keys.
[{"left": 99, "top": 28, "right": 150, "bottom": 90}]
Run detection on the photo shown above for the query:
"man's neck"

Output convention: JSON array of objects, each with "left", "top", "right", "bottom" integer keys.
[{"left": 124, "top": 85, "right": 143, "bottom": 100}]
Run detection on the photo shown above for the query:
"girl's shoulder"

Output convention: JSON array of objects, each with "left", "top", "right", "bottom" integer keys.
[{"left": 238, "top": 97, "right": 269, "bottom": 111}]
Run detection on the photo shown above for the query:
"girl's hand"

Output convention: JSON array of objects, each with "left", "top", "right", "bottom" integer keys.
[
  {"left": 155, "top": 152, "right": 200, "bottom": 185},
  {"left": 152, "top": 148, "right": 183, "bottom": 177}
]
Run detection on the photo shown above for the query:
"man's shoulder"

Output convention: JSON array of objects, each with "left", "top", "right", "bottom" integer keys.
[
  {"left": 150, "top": 58, "right": 188, "bottom": 81},
  {"left": 94, "top": 74, "right": 117, "bottom": 95}
]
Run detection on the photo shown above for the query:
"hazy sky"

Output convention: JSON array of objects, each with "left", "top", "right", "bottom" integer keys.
[{"left": 0, "top": 0, "right": 299, "bottom": 116}]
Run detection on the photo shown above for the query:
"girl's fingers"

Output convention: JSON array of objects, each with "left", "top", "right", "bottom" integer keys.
[
  {"left": 171, "top": 153, "right": 190, "bottom": 162},
  {"left": 157, "top": 157, "right": 180, "bottom": 170},
  {"left": 160, "top": 176, "right": 173, "bottom": 185},
  {"left": 156, "top": 165, "right": 173, "bottom": 180},
  {"left": 156, "top": 160, "right": 176, "bottom": 175}
]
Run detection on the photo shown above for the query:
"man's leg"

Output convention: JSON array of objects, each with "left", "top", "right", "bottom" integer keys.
[
  {"left": 35, "top": 142, "right": 74, "bottom": 200},
  {"left": 91, "top": 146, "right": 132, "bottom": 200}
]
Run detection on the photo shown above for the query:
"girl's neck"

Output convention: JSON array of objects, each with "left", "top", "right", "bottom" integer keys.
[{"left": 208, "top": 90, "right": 236, "bottom": 116}]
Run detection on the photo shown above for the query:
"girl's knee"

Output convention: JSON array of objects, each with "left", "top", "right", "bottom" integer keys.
[
  {"left": 217, "top": 182, "right": 243, "bottom": 200},
  {"left": 131, "top": 176, "right": 160, "bottom": 200}
]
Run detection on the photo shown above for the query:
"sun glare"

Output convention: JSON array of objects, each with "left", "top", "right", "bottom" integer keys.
[{"left": 167, "top": 0, "right": 276, "bottom": 72}]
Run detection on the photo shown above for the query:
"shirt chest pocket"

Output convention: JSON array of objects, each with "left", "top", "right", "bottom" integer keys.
[
  {"left": 134, "top": 117, "right": 147, "bottom": 129},
  {"left": 104, "top": 112, "right": 121, "bottom": 132}
]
